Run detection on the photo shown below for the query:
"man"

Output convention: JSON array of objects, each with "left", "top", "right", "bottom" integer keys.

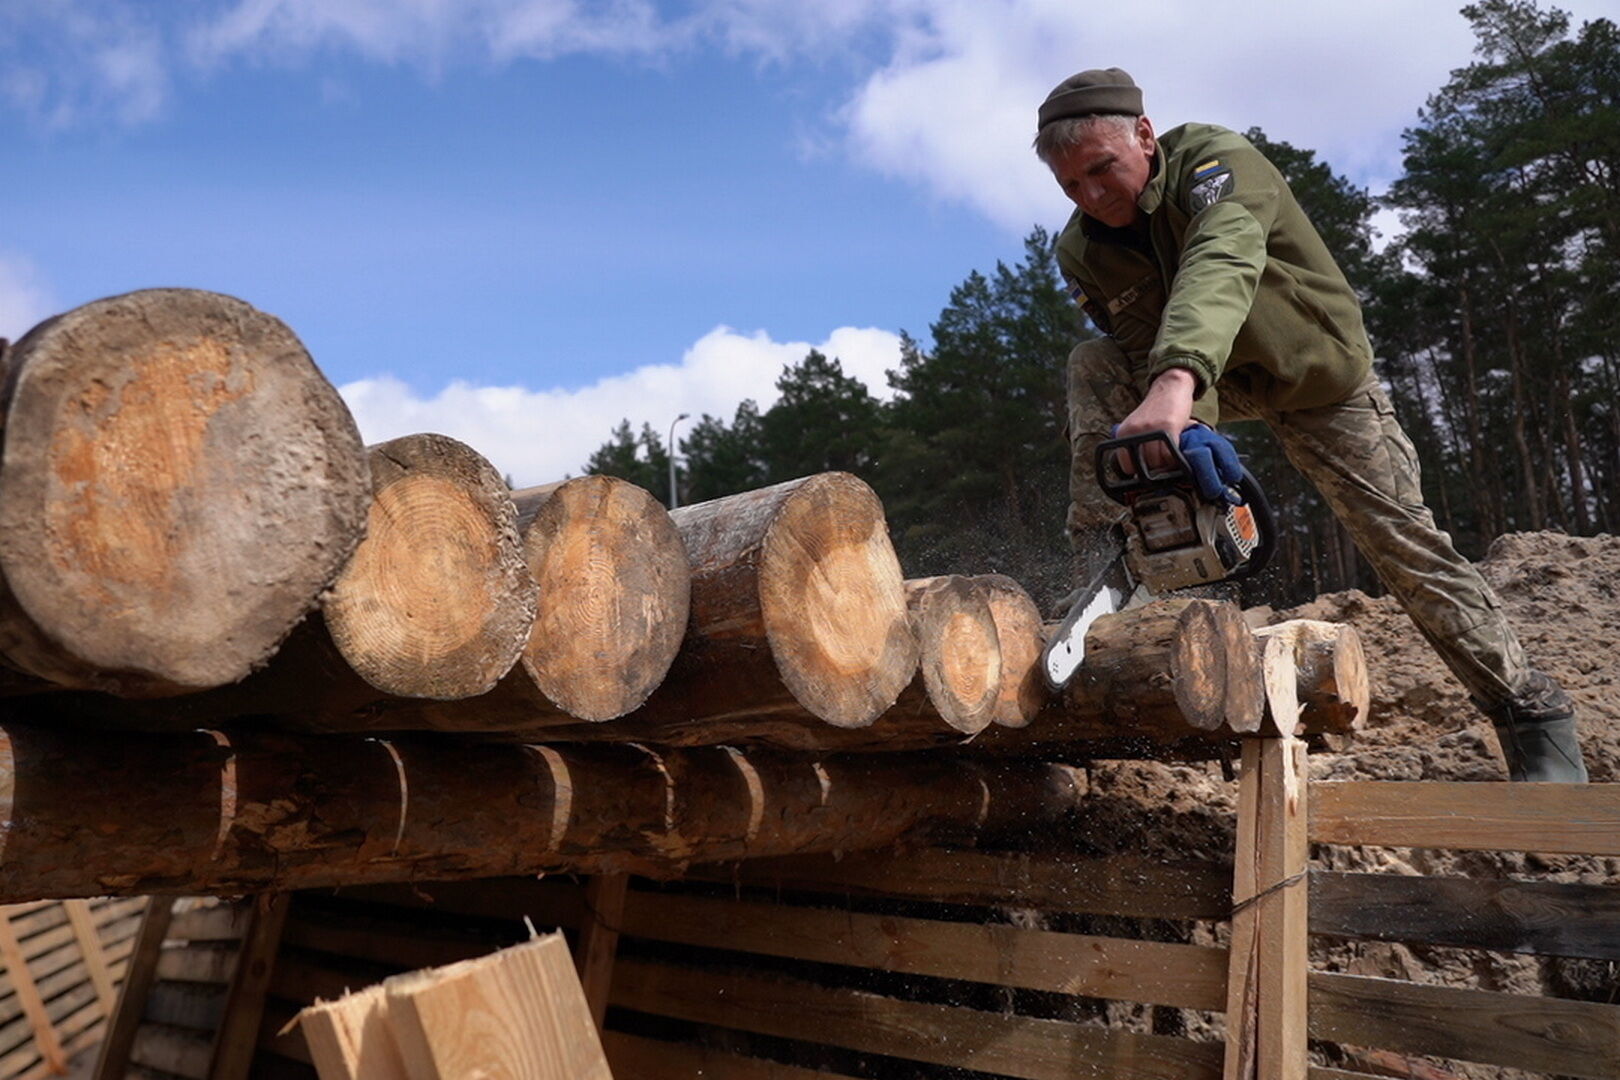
[{"left": 1036, "top": 67, "right": 1587, "bottom": 782}]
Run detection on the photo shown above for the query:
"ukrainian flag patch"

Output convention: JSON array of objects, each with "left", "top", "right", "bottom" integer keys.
[{"left": 1193, "top": 159, "right": 1223, "bottom": 180}]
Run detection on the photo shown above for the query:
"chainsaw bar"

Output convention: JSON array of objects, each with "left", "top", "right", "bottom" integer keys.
[{"left": 1040, "top": 537, "right": 1150, "bottom": 692}]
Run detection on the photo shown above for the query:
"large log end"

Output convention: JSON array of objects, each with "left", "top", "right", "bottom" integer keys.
[
  {"left": 905, "top": 576, "right": 1001, "bottom": 735},
  {"left": 969, "top": 573, "right": 1049, "bottom": 727}
]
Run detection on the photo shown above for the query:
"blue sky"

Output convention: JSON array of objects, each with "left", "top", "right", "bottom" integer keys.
[{"left": 4, "top": 0, "right": 1614, "bottom": 484}]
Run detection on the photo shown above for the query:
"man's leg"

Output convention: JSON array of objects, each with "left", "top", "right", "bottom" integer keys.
[
  {"left": 1260, "top": 376, "right": 1586, "bottom": 781},
  {"left": 1065, "top": 339, "right": 1137, "bottom": 584}
]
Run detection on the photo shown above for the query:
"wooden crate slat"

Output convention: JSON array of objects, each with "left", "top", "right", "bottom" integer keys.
[
  {"left": 14, "top": 1020, "right": 107, "bottom": 1080},
  {"left": 0, "top": 989, "right": 107, "bottom": 1078},
  {"left": 0, "top": 903, "right": 67, "bottom": 1074},
  {"left": 1309, "top": 970, "right": 1620, "bottom": 1079},
  {"left": 609, "top": 956, "right": 1224, "bottom": 1080},
  {"left": 129, "top": 1021, "right": 214, "bottom": 1080},
  {"left": 4, "top": 905, "right": 68, "bottom": 945},
  {"left": 620, "top": 888, "right": 1228, "bottom": 1012},
  {"left": 143, "top": 982, "right": 230, "bottom": 1034},
  {"left": 0, "top": 975, "right": 102, "bottom": 1060},
  {"left": 205, "top": 895, "right": 291, "bottom": 1080},
  {"left": 154, "top": 943, "right": 239, "bottom": 986},
  {"left": 93, "top": 897, "right": 171, "bottom": 1080},
  {"left": 603, "top": 1031, "right": 861, "bottom": 1079},
  {"left": 64, "top": 899, "right": 119, "bottom": 1017},
  {"left": 1312, "top": 870, "right": 1620, "bottom": 959},
  {"left": 1310, "top": 782, "right": 1620, "bottom": 855},
  {"left": 689, "top": 849, "right": 1232, "bottom": 921},
  {"left": 166, "top": 905, "right": 252, "bottom": 945}
]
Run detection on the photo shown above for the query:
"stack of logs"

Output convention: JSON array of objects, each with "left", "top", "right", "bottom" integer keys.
[{"left": 0, "top": 288, "right": 1367, "bottom": 907}]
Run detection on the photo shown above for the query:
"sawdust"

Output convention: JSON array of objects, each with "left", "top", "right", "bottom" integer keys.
[{"left": 1067, "top": 531, "right": 1620, "bottom": 1079}]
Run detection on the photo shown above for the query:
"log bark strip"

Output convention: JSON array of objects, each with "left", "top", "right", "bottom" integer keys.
[
  {"left": 0, "top": 723, "right": 1083, "bottom": 902},
  {"left": 0, "top": 289, "right": 370, "bottom": 696},
  {"left": 323, "top": 434, "right": 536, "bottom": 700}
]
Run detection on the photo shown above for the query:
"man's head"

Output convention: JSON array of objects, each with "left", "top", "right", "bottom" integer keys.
[{"left": 1034, "top": 68, "right": 1156, "bottom": 229}]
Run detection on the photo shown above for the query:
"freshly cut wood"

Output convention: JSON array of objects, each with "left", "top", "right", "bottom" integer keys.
[
  {"left": 887, "top": 576, "right": 1000, "bottom": 736},
  {"left": 635, "top": 473, "right": 918, "bottom": 730},
  {"left": 324, "top": 433, "right": 535, "bottom": 700},
  {"left": 0, "top": 288, "right": 370, "bottom": 696},
  {"left": 975, "top": 597, "right": 1264, "bottom": 751},
  {"left": 1254, "top": 620, "right": 1367, "bottom": 736},
  {"left": 0, "top": 723, "right": 1084, "bottom": 902},
  {"left": 970, "top": 574, "right": 1048, "bottom": 727}
]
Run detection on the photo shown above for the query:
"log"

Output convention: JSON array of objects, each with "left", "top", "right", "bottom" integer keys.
[
  {"left": 0, "top": 723, "right": 1084, "bottom": 902},
  {"left": 887, "top": 576, "right": 1000, "bottom": 736},
  {"left": 615, "top": 473, "right": 918, "bottom": 732},
  {"left": 1254, "top": 619, "right": 1367, "bottom": 736},
  {"left": 971, "top": 597, "right": 1265, "bottom": 753},
  {"left": 323, "top": 434, "right": 535, "bottom": 700},
  {"left": 0, "top": 289, "right": 370, "bottom": 696},
  {"left": 969, "top": 574, "right": 1048, "bottom": 728}
]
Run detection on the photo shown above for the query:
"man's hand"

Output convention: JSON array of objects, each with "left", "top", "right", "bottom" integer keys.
[{"left": 1115, "top": 368, "right": 1197, "bottom": 471}]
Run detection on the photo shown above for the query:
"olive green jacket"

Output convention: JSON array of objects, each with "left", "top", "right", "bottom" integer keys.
[{"left": 1055, "top": 123, "right": 1372, "bottom": 426}]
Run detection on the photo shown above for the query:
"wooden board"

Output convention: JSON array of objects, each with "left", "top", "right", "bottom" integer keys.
[
  {"left": 619, "top": 888, "right": 1228, "bottom": 1011},
  {"left": 1309, "top": 970, "right": 1620, "bottom": 1079},
  {"left": 688, "top": 848, "right": 1232, "bottom": 921},
  {"left": 574, "top": 874, "right": 628, "bottom": 1029},
  {"left": 1311, "top": 870, "right": 1620, "bottom": 959},
  {"left": 1310, "top": 782, "right": 1620, "bottom": 855},
  {"left": 603, "top": 1031, "right": 857, "bottom": 1079},
  {"left": 0, "top": 906, "right": 66, "bottom": 1074},
  {"left": 297, "top": 984, "right": 406, "bottom": 1080},
  {"left": 610, "top": 956, "right": 1223, "bottom": 1080},
  {"left": 207, "top": 894, "right": 291, "bottom": 1079}
]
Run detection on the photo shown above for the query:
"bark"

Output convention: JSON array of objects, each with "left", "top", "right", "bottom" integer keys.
[
  {"left": 0, "top": 724, "right": 1085, "bottom": 902},
  {"left": 0, "top": 288, "right": 370, "bottom": 696}
]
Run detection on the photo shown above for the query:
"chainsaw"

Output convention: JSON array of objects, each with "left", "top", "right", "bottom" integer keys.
[{"left": 1040, "top": 430, "right": 1276, "bottom": 690}]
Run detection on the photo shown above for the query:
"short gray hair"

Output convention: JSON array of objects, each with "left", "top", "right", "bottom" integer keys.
[{"left": 1033, "top": 113, "right": 1138, "bottom": 167}]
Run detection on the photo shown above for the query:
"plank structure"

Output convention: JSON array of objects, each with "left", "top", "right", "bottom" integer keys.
[{"left": 1311, "top": 780, "right": 1620, "bottom": 855}]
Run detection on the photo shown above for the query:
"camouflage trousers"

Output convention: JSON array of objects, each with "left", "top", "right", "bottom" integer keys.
[{"left": 1066, "top": 338, "right": 1529, "bottom": 708}]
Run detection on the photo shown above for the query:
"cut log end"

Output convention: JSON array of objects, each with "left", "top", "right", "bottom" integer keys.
[
  {"left": 325, "top": 434, "right": 535, "bottom": 700},
  {"left": 515, "top": 476, "right": 690, "bottom": 721},
  {"left": 1255, "top": 619, "right": 1368, "bottom": 735},
  {"left": 969, "top": 573, "right": 1049, "bottom": 727},
  {"left": 906, "top": 576, "right": 1000, "bottom": 734},
  {"left": 758, "top": 473, "right": 916, "bottom": 728},
  {"left": 0, "top": 288, "right": 369, "bottom": 696}
]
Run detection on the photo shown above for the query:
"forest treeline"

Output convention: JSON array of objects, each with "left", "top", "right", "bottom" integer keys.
[{"left": 585, "top": 1, "right": 1619, "bottom": 611}]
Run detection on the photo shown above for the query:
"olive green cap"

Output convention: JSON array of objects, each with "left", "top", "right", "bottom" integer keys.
[{"left": 1038, "top": 68, "right": 1143, "bottom": 128}]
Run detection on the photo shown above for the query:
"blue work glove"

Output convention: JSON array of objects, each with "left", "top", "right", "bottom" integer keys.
[{"left": 1178, "top": 425, "right": 1246, "bottom": 505}]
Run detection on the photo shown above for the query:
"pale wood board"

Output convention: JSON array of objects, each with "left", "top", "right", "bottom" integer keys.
[
  {"left": 63, "top": 899, "right": 119, "bottom": 1017},
  {"left": 1309, "top": 970, "right": 1620, "bottom": 1078},
  {"left": 619, "top": 888, "right": 1228, "bottom": 1011},
  {"left": 1222, "top": 738, "right": 1263, "bottom": 1080},
  {"left": 610, "top": 956, "right": 1222, "bottom": 1080},
  {"left": 0, "top": 903, "right": 67, "bottom": 1074},
  {"left": 299, "top": 983, "right": 408, "bottom": 1080},
  {"left": 1310, "top": 781, "right": 1620, "bottom": 855},
  {"left": 1255, "top": 737, "right": 1308, "bottom": 1080}
]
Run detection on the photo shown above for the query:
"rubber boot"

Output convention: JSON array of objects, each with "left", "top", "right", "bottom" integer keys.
[{"left": 1486, "top": 670, "right": 1589, "bottom": 783}]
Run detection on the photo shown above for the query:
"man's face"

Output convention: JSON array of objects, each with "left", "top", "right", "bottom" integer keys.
[{"left": 1050, "top": 116, "right": 1156, "bottom": 228}]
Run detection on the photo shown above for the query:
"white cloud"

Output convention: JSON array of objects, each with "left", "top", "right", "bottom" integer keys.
[
  {"left": 0, "top": 2, "right": 169, "bottom": 128},
  {"left": 0, "top": 254, "right": 56, "bottom": 342},
  {"left": 338, "top": 323, "right": 902, "bottom": 487}
]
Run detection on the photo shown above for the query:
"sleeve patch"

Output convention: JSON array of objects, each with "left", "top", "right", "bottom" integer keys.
[{"left": 1188, "top": 165, "right": 1234, "bottom": 213}]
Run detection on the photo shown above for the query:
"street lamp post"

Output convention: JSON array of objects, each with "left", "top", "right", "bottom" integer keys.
[{"left": 668, "top": 412, "right": 689, "bottom": 510}]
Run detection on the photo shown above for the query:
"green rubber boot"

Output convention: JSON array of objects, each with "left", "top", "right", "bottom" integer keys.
[{"left": 1486, "top": 670, "right": 1589, "bottom": 783}]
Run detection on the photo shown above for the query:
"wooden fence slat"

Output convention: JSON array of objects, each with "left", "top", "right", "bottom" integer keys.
[
  {"left": 207, "top": 894, "right": 291, "bottom": 1080},
  {"left": 1257, "top": 738, "right": 1308, "bottom": 1080},
  {"left": 609, "top": 956, "right": 1224, "bottom": 1080},
  {"left": 64, "top": 899, "right": 119, "bottom": 1017},
  {"left": 0, "top": 905, "right": 67, "bottom": 1075},
  {"left": 93, "top": 897, "right": 171, "bottom": 1080},
  {"left": 1311, "top": 870, "right": 1620, "bottom": 959},
  {"left": 156, "top": 942, "right": 241, "bottom": 985},
  {"left": 1310, "top": 782, "right": 1620, "bottom": 855},
  {"left": 603, "top": 1031, "right": 860, "bottom": 1079},
  {"left": 619, "top": 888, "right": 1228, "bottom": 1011},
  {"left": 575, "top": 874, "right": 628, "bottom": 1030},
  {"left": 130, "top": 1021, "right": 215, "bottom": 1080},
  {"left": 167, "top": 904, "right": 252, "bottom": 945},
  {"left": 689, "top": 849, "right": 1232, "bottom": 921},
  {"left": 1309, "top": 971, "right": 1620, "bottom": 1079}
]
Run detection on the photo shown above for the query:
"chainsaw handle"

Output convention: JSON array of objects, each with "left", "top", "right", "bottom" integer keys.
[{"left": 1094, "top": 431, "right": 1195, "bottom": 503}]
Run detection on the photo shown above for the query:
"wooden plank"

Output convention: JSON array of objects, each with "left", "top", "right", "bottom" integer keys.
[
  {"left": 156, "top": 942, "right": 240, "bottom": 985},
  {"left": 603, "top": 1031, "right": 859, "bottom": 1079},
  {"left": 689, "top": 848, "right": 1232, "bottom": 920},
  {"left": 92, "top": 897, "right": 171, "bottom": 1080},
  {"left": 0, "top": 993, "right": 106, "bottom": 1077},
  {"left": 14, "top": 1020, "right": 108, "bottom": 1080},
  {"left": 168, "top": 904, "right": 252, "bottom": 944},
  {"left": 610, "top": 956, "right": 1224, "bottom": 1080},
  {"left": 1223, "top": 739, "right": 1262, "bottom": 1080},
  {"left": 1257, "top": 738, "right": 1308, "bottom": 1080},
  {"left": 574, "top": 874, "right": 627, "bottom": 1030},
  {"left": 144, "top": 982, "right": 230, "bottom": 1032},
  {"left": 1309, "top": 970, "right": 1620, "bottom": 1078},
  {"left": 620, "top": 888, "right": 1228, "bottom": 1011},
  {"left": 64, "top": 899, "right": 119, "bottom": 1018},
  {"left": 1312, "top": 870, "right": 1620, "bottom": 959},
  {"left": 0, "top": 942, "right": 128, "bottom": 1030},
  {"left": 130, "top": 1021, "right": 215, "bottom": 1080},
  {"left": 384, "top": 933, "right": 611, "bottom": 1080},
  {"left": 1311, "top": 781, "right": 1620, "bottom": 855},
  {"left": 0, "top": 902, "right": 67, "bottom": 1075},
  {"left": 0, "top": 977, "right": 101, "bottom": 1060},
  {"left": 297, "top": 983, "right": 407, "bottom": 1080},
  {"left": 207, "top": 894, "right": 292, "bottom": 1080}
]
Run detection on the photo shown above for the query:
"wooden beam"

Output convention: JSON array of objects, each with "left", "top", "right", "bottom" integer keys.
[
  {"left": 206, "top": 894, "right": 292, "bottom": 1080},
  {"left": 610, "top": 956, "right": 1223, "bottom": 1080},
  {"left": 62, "top": 899, "right": 119, "bottom": 1019},
  {"left": 1311, "top": 870, "right": 1620, "bottom": 960},
  {"left": 618, "top": 888, "right": 1228, "bottom": 1011},
  {"left": 573, "top": 874, "right": 628, "bottom": 1030},
  {"left": 298, "top": 983, "right": 405, "bottom": 1080},
  {"left": 93, "top": 900, "right": 170, "bottom": 1080},
  {"left": 0, "top": 905, "right": 67, "bottom": 1075},
  {"left": 1309, "top": 970, "right": 1620, "bottom": 1079},
  {"left": 1310, "top": 781, "right": 1620, "bottom": 856}
]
